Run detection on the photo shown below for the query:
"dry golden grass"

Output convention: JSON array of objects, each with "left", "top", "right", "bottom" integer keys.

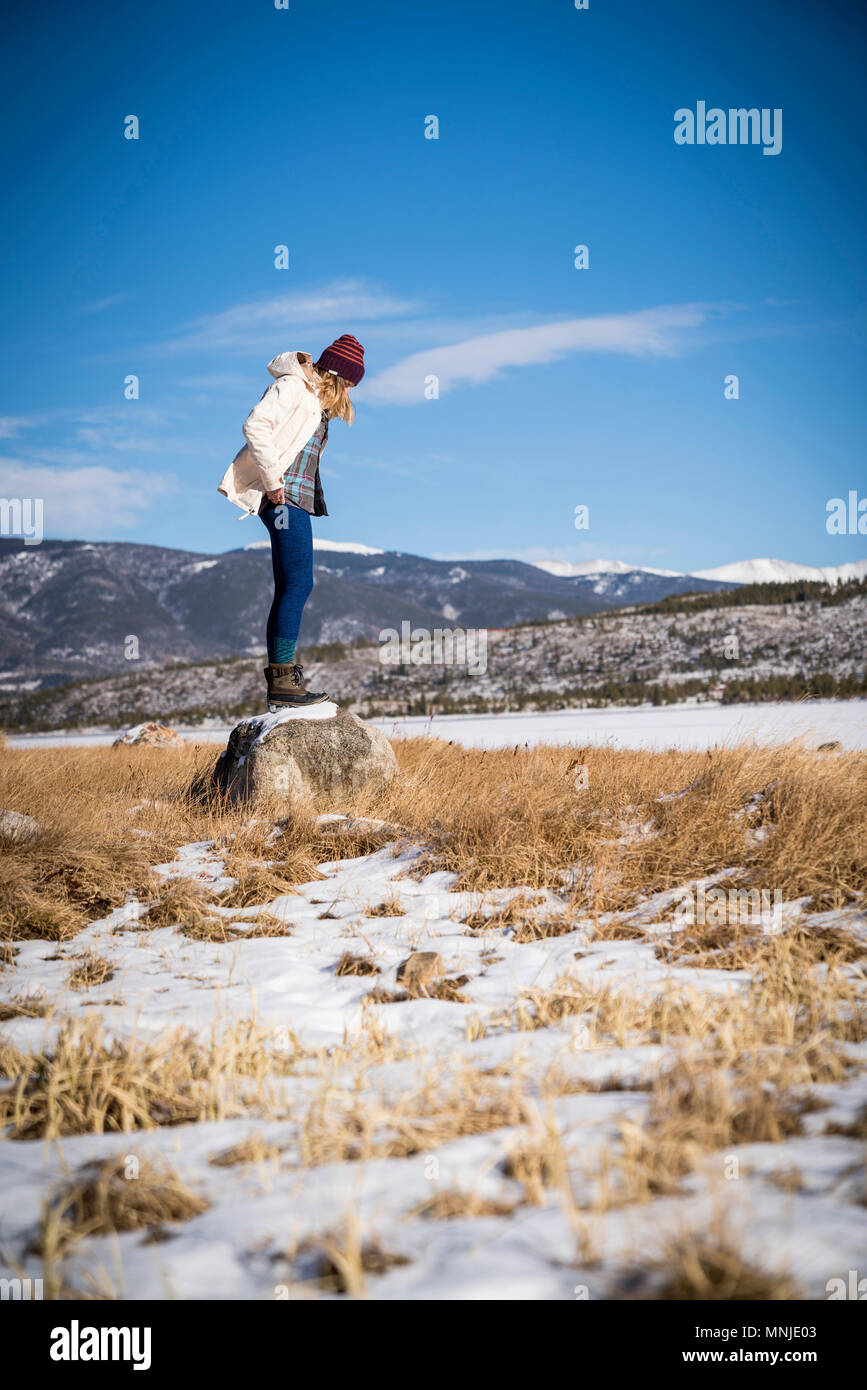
[
  {"left": 412, "top": 1190, "right": 516, "bottom": 1220},
  {"left": 39, "top": 1153, "right": 208, "bottom": 1255},
  {"left": 297, "top": 1063, "right": 528, "bottom": 1166},
  {"left": 0, "top": 1037, "right": 27, "bottom": 1077},
  {"left": 385, "top": 741, "right": 867, "bottom": 914},
  {"left": 599, "top": 1060, "right": 808, "bottom": 1210},
  {"left": 659, "top": 919, "right": 866, "bottom": 971},
  {"left": 182, "top": 913, "right": 293, "bottom": 943},
  {"left": 0, "top": 1016, "right": 295, "bottom": 1140},
  {"left": 630, "top": 1235, "right": 803, "bottom": 1300},
  {"left": 364, "top": 893, "right": 405, "bottom": 918},
  {"left": 362, "top": 975, "right": 471, "bottom": 1004},
  {"left": 1, "top": 739, "right": 863, "bottom": 943},
  {"left": 0, "top": 749, "right": 199, "bottom": 943},
  {"left": 512, "top": 915, "right": 580, "bottom": 943},
  {"left": 67, "top": 951, "right": 115, "bottom": 991},
  {"left": 142, "top": 876, "right": 217, "bottom": 929},
  {"left": 134, "top": 877, "right": 292, "bottom": 941},
  {"left": 364, "top": 985, "right": 404, "bottom": 1004},
  {"left": 0, "top": 748, "right": 321, "bottom": 947},
  {"left": 292, "top": 1223, "right": 409, "bottom": 1296},
  {"left": 502, "top": 1138, "right": 562, "bottom": 1205},
  {"left": 459, "top": 892, "right": 545, "bottom": 931},
  {"left": 426, "top": 975, "right": 471, "bottom": 1002},
  {"left": 335, "top": 952, "right": 380, "bottom": 976},
  {"left": 309, "top": 823, "right": 397, "bottom": 860},
  {"left": 217, "top": 863, "right": 307, "bottom": 908},
  {"left": 509, "top": 920, "right": 865, "bottom": 1052},
  {"left": 208, "top": 1131, "right": 282, "bottom": 1167},
  {"left": 0, "top": 991, "right": 52, "bottom": 1020}
]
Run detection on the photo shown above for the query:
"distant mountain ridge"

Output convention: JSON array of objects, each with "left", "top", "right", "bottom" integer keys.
[{"left": 0, "top": 537, "right": 862, "bottom": 697}]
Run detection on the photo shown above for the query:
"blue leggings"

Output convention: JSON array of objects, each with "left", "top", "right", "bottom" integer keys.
[{"left": 259, "top": 502, "right": 313, "bottom": 664}]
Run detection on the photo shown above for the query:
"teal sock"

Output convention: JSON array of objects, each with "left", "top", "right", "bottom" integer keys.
[{"left": 273, "top": 639, "right": 296, "bottom": 664}]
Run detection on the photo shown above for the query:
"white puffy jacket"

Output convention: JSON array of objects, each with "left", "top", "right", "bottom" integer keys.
[{"left": 218, "top": 351, "right": 322, "bottom": 518}]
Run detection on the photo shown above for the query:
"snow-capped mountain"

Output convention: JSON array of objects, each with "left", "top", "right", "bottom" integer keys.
[
  {"left": 244, "top": 538, "right": 384, "bottom": 556},
  {"left": 243, "top": 545, "right": 865, "bottom": 586},
  {"left": 535, "top": 558, "right": 683, "bottom": 579},
  {"left": 535, "top": 555, "right": 867, "bottom": 586},
  {"left": 690, "top": 557, "right": 867, "bottom": 585}
]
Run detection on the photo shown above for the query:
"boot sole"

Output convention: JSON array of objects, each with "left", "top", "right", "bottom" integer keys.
[{"left": 267, "top": 694, "right": 329, "bottom": 712}]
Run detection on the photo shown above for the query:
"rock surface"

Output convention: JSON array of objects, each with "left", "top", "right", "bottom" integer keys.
[
  {"left": 396, "top": 951, "right": 444, "bottom": 993},
  {"left": 113, "top": 722, "right": 183, "bottom": 748},
  {"left": 0, "top": 809, "right": 42, "bottom": 844},
  {"left": 213, "top": 702, "right": 399, "bottom": 805}
]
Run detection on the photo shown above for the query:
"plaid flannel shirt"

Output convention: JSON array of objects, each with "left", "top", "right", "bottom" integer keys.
[{"left": 281, "top": 410, "right": 329, "bottom": 515}]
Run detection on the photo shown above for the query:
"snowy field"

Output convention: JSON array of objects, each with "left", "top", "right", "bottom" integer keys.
[
  {"left": 7, "top": 697, "right": 867, "bottom": 752},
  {"left": 1, "top": 818, "right": 866, "bottom": 1300},
  {"left": 2, "top": 705, "right": 866, "bottom": 1300}
]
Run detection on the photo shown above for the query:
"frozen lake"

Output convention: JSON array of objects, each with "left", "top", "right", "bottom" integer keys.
[
  {"left": 374, "top": 698, "right": 867, "bottom": 752},
  {"left": 6, "top": 698, "right": 867, "bottom": 752}
]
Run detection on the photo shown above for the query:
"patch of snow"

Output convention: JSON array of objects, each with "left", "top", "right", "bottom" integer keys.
[{"left": 245, "top": 701, "right": 339, "bottom": 747}]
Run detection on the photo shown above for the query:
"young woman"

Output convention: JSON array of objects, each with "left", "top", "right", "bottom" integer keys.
[{"left": 218, "top": 335, "right": 364, "bottom": 709}]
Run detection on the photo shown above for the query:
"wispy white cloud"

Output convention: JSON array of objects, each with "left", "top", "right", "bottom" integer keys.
[
  {"left": 61, "top": 406, "right": 206, "bottom": 459},
  {"left": 78, "top": 292, "right": 134, "bottom": 315},
  {"left": 363, "top": 304, "right": 712, "bottom": 404},
  {"left": 156, "top": 280, "right": 423, "bottom": 356},
  {"left": 0, "top": 459, "right": 177, "bottom": 534},
  {"left": 0, "top": 416, "right": 36, "bottom": 438}
]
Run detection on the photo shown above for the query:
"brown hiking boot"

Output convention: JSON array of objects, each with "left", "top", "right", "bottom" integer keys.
[{"left": 264, "top": 663, "right": 328, "bottom": 711}]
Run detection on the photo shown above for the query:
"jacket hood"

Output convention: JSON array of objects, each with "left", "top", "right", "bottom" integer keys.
[{"left": 266, "top": 350, "right": 315, "bottom": 381}]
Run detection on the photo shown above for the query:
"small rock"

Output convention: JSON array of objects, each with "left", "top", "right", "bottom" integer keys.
[
  {"left": 318, "top": 815, "right": 401, "bottom": 838},
  {"left": 0, "top": 809, "right": 42, "bottom": 844},
  {"left": 396, "top": 951, "right": 444, "bottom": 993},
  {"left": 817, "top": 740, "right": 842, "bottom": 753},
  {"left": 113, "top": 722, "right": 183, "bottom": 748}
]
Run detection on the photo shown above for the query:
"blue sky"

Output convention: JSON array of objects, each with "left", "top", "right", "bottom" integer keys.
[{"left": 1, "top": 0, "right": 865, "bottom": 570}]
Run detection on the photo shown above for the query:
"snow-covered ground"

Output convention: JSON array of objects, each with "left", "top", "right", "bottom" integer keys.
[
  {"left": 1, "top": 821, "right": 866, "bottom": 1300},
  {"left": 1, "top": 817, "right": 867, "bottom": 1295},
  {"left": 7, "top": 698, "right": 867, "bottom": 752}
]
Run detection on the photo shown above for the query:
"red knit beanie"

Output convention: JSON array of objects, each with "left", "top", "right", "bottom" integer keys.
[{"left": 316, "top": 334, "right": 365, "bottom": 385}]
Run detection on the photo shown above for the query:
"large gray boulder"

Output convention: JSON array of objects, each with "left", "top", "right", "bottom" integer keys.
[{"left": 212, "top": 702, "right": 399, "bottom": 805}]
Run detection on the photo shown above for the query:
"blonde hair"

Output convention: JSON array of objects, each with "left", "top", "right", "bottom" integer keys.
[{"left": 308, "top": 362, "right": 355, "bottom": 424}]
